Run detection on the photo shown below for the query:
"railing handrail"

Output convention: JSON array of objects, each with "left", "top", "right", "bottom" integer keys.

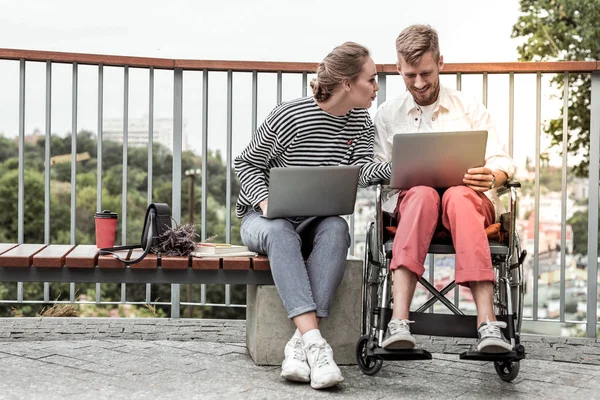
[{"left": 1, "top": 48, "right": 598, "bottom": 73}]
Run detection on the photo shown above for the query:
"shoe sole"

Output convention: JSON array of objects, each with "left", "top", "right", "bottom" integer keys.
[
  {"left": 311, "top": 375, "right": 344, "bottom": 389},
  {"left": 477, "top": 338, "right": 512, "bottom": 353},
  {"left": 477, "top": 344, "right": 512, "bottom": 353},
  {"left": 382, "top": 336, "right": 416, "bottom": 350},
  {"left": 281, "top": 370, "right": 310, "bottom": 383}
]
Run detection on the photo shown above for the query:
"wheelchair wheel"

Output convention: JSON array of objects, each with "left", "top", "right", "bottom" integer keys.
[
  {"left": 362, "top": 222, "right": 382, "bottom": 336},
  {"left": 494, "top": 360, "right": 520, "bottom": 382},
  {"left": 356, "top": 335, "right": 383, "bottom": 376}
]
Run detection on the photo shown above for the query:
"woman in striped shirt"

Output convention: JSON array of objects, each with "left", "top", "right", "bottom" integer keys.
[{"left": 234, "top": 42, "right": 390, "bottom": 389}]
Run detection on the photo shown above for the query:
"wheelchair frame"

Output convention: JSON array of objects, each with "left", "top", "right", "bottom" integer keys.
[{"left": 356, "top": 182, "right": 527, "bottom": 382}]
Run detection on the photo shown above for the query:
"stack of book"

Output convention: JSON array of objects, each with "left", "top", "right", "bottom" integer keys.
[{"left": 191, "top": 243, "right": 258, "bottom": 258}]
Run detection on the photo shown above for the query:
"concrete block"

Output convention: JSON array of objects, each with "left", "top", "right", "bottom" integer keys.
[{"left": 246, "top": 256, "right": 362, "bottom": 366}]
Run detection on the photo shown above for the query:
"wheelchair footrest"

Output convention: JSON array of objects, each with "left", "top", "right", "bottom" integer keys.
[
  {"left": 369, "top": 348, "right": 433, "bottom": 361},
  {"left": 459, "top": 350, "right": 523, "bottom": 362}
]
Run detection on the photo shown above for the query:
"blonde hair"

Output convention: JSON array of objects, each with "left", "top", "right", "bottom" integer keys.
[
  {"left": 395, "top": 24, "right": 440, "bottom": 65},
  {"left": 310, "top": 41, "right": 370, "bottom": 102}
]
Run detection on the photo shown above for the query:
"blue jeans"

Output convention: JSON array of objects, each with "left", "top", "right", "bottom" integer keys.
[{"left": 241, "top": 211, "right": 351, "bottom": 319}]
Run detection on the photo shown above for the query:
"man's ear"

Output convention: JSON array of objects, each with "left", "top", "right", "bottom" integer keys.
[
  {"left": 396, "top": 62, "right": 402, "bottom": 76},
  {"left": 438, "top": 55, "right": 444, "bottom": 72}
]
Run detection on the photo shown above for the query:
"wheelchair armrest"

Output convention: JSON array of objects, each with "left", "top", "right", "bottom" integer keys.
[
  {"left": 368, "top": 178, "right": 390, "bottom": 187},
  {"left": 496, "top": 180, "right": 521, "bottom": 197}
]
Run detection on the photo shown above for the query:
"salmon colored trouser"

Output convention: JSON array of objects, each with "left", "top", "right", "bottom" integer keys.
[{"left": 390, "top": 185, "right": 495, "bottom": 285}]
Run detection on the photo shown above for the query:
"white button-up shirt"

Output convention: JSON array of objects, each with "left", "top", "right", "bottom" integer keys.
[{"left": 373, "top": 84, "right": 516, "bottom": 217}]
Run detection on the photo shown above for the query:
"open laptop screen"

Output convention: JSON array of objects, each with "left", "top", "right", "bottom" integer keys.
[
  {"left": 390, "top": 130, "right": 487, "bottom": 190},
  {"left": 266, "top": 165, "right": 360, "bottom": 219}
]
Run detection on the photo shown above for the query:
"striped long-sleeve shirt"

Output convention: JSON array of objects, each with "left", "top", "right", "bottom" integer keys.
[{"left": 234, "top": 96, "right": 391, "bottom": 218}]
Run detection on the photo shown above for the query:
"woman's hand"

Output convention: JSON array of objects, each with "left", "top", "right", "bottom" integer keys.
[
  {"left": 259, "top": 199, "right": 269, "bottom": 217},
  {"left": 463, "top": 167, "right": 495, "bottom": 193}
]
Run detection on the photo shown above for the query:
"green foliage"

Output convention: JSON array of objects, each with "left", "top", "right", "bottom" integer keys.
[
  {"left": 512, "top": 0, "right": 600, "bottom": 177},
  {"left": 567, "top": 208, "right": 600, "bottom": 255},
  {"left": 0, "top": 130, "right": 243, "bottom": 318}
]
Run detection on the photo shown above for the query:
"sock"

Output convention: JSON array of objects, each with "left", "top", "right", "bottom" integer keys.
[
  {"left": 292, "top": 329, "right": 301, "bottom": 339},
  {"left": 302, "top": 329, "right": 323, "bottom": 345}
]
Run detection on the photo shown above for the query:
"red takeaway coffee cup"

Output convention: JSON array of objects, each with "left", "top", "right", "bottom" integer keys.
[{"left": 94, "top": 210, "right": 118, "bottom": 248}]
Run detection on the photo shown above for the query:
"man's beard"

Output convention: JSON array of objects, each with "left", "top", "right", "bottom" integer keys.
[{"left": 413, "top": 81, "right": 440, "bottom": 106}]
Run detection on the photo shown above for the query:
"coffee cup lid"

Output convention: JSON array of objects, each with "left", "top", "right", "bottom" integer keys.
[{"left": 94, "top": 210, "right": 118, "bottom": 219}]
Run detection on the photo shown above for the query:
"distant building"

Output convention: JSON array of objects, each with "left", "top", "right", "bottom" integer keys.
[
  {"left": 571, "top": 178, "right": 589, "bottom": 201},
  {"left": 18, "top": 128, "right": 44, "bottom": 145},
  {"left": 102, "top": 116, "right": 188, "bottom": 152},
  {"left": 521, "top": 210, "right": 573, "bottom": 255}
]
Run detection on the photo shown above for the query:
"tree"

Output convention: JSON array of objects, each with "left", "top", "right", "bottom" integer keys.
[
  {"left": 512, "top": 0, "right": 600, "bottom": 178},
  {"left": 567, "top": 210, "right": 595, "bottom": 255}
]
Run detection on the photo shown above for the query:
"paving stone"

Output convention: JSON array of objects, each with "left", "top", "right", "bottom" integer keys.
[
  {"left": 554, "top": 352, "right": 584, "bottom": 363},
  {"left": 1, "top": 318, "right": 600, "bottom": 399},
  {"left": 581, "top": 357, "right": 600, "bottom": 366}
]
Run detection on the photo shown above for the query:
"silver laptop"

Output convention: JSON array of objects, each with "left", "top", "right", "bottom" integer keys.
[
  {"left": 390, "top": 130, "right": 487, "bottom": 190},
  {"left": 266, "top": 165, "right": 360, "bottom": 219}
]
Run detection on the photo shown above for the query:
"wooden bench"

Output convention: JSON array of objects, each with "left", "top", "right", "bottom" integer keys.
[
  {"left": 0, "top": 242, "right": 362, "bottom": 365},
  {"left": 0, "top": 243, "right": 274, "bottom": 285}
]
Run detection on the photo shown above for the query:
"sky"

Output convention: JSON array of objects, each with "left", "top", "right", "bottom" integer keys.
[
  {"left": 0, "top": 0, "right": 566, "bottom": 170},
  {"left": 0, "top": 0, "right": 522, "bottom": 63}
]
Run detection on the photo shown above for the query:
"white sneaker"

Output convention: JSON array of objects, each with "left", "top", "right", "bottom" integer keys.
[
  {"left": 381, "top": 318, "right": 416, "bottom": 349},
  {"left": 304, "top": 339, "right": 344, "bottom": 389},
  {"left": 280, "top": 337, "right": 310, "bottom": 382},
  {"left": 477, "top": 317, "right": 512, "bottom": 353}
]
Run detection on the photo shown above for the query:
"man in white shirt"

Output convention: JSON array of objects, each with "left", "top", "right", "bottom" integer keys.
[{"left": 373, "top": 24, "right": 516, "bottom": 353}]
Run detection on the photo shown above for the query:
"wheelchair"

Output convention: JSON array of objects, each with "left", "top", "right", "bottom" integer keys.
[{"left": 356, "top": 182, "right": 528, "bottom": 382}]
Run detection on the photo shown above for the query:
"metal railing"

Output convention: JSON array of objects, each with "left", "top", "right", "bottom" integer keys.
[{"left": 0, "top": 49, "right": 598, "bottom": 337}]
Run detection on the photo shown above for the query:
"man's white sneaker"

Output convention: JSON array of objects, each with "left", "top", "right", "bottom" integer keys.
[
  {"left": 381, "top": 318, "right": 416, "bottom": 349},
  {"left": 477, "top": 318, "right": 512, "bottom": 353},
  {"left": 280, "top": 337, "right": 310, "bottom": 383},
  {"left": 304, "top": 339, "right": 344, "bottom": 389}
]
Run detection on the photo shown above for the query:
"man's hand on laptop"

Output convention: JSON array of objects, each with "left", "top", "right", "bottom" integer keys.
[
  {"left": 259, "top": 199, "right": 269, "bottom": 217},
  {"left": 463, "top": 167, "right": 496, "bottom": 193}
]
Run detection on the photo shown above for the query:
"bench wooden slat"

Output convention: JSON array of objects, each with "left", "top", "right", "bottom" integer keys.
[
  {"left": 191, "top": 256, "right": 220, "bottom": 270},
  {"left": 64, "top": 245, "right": 99, "bottom": 268},
  {"left": 0, "top": 244, "right": 47, "bottom": 267},
  {"left": 131, "top": 254, "right": 158, "bottom": 269},
  {"left": 252, "top": 256, "right": 270, "bottom": 271},
  {"left": 222, "top": 257, "right": 254, "bottom": 271},
  {"left": 32, "top": 245, "right": 75, "bottom": 267},
  {"left": 98, "top": 249, "right": 158, "bottom": 268},
  {"left": 160, "top": 255, "right": 190, "bottom": 269},
  {"left": 0, "top": 243, "right": 18, "bottom": 255}
]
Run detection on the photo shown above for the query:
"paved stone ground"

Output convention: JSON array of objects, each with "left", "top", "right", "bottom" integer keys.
[{"left": 0, "top": 318, "right": 599, "bottom": 399}]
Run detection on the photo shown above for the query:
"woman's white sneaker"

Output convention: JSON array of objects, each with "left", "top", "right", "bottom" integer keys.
[
  {"left": 280, "top": 337, "right": 310, "bottom": 382},
  {"left": 304, "top": 339, "right": 344, "bottom": 389}
]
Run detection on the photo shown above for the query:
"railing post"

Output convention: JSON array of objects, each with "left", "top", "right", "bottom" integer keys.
[
  {"left": 587, "top": 71, "right": 600, "bottom": 338},
  {"left": 122, "top": 66, "right": 128, "bottom": 245},
  {"left": 18, "top": 59, "right": 25, "bottom": 244},
  {"left": 171, "top": 67, "right": 184, "bottom": 319},
  {"left": 533, "top": 72, "right": 542, "bottom": 321},
  {"left": 377, "top": 72, "right": 386, "bottom": 106},
  {"left": 97, "top": 64, "right": 103, "bottom": 212},
  {"left": 71, "top": 62, "right": 78, "bottom": 245}
]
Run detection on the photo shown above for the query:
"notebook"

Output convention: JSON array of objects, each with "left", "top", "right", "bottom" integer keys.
[
  {"left": 195, "top": 243, "right": 249, "bottom": 255},
  {"left": 265, "top": 165, "right": 361, "bottom": 219},
  {"left": 390, "top": 130, "right": 488, "bottom": 190}
]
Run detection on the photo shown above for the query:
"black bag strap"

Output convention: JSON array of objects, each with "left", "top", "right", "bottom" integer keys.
[
  {"left": 98, "top": 211, "right": 155, "bottom": 265},
  {"left": 98, "top": 203, "right": 171, "bottom": 265}
]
